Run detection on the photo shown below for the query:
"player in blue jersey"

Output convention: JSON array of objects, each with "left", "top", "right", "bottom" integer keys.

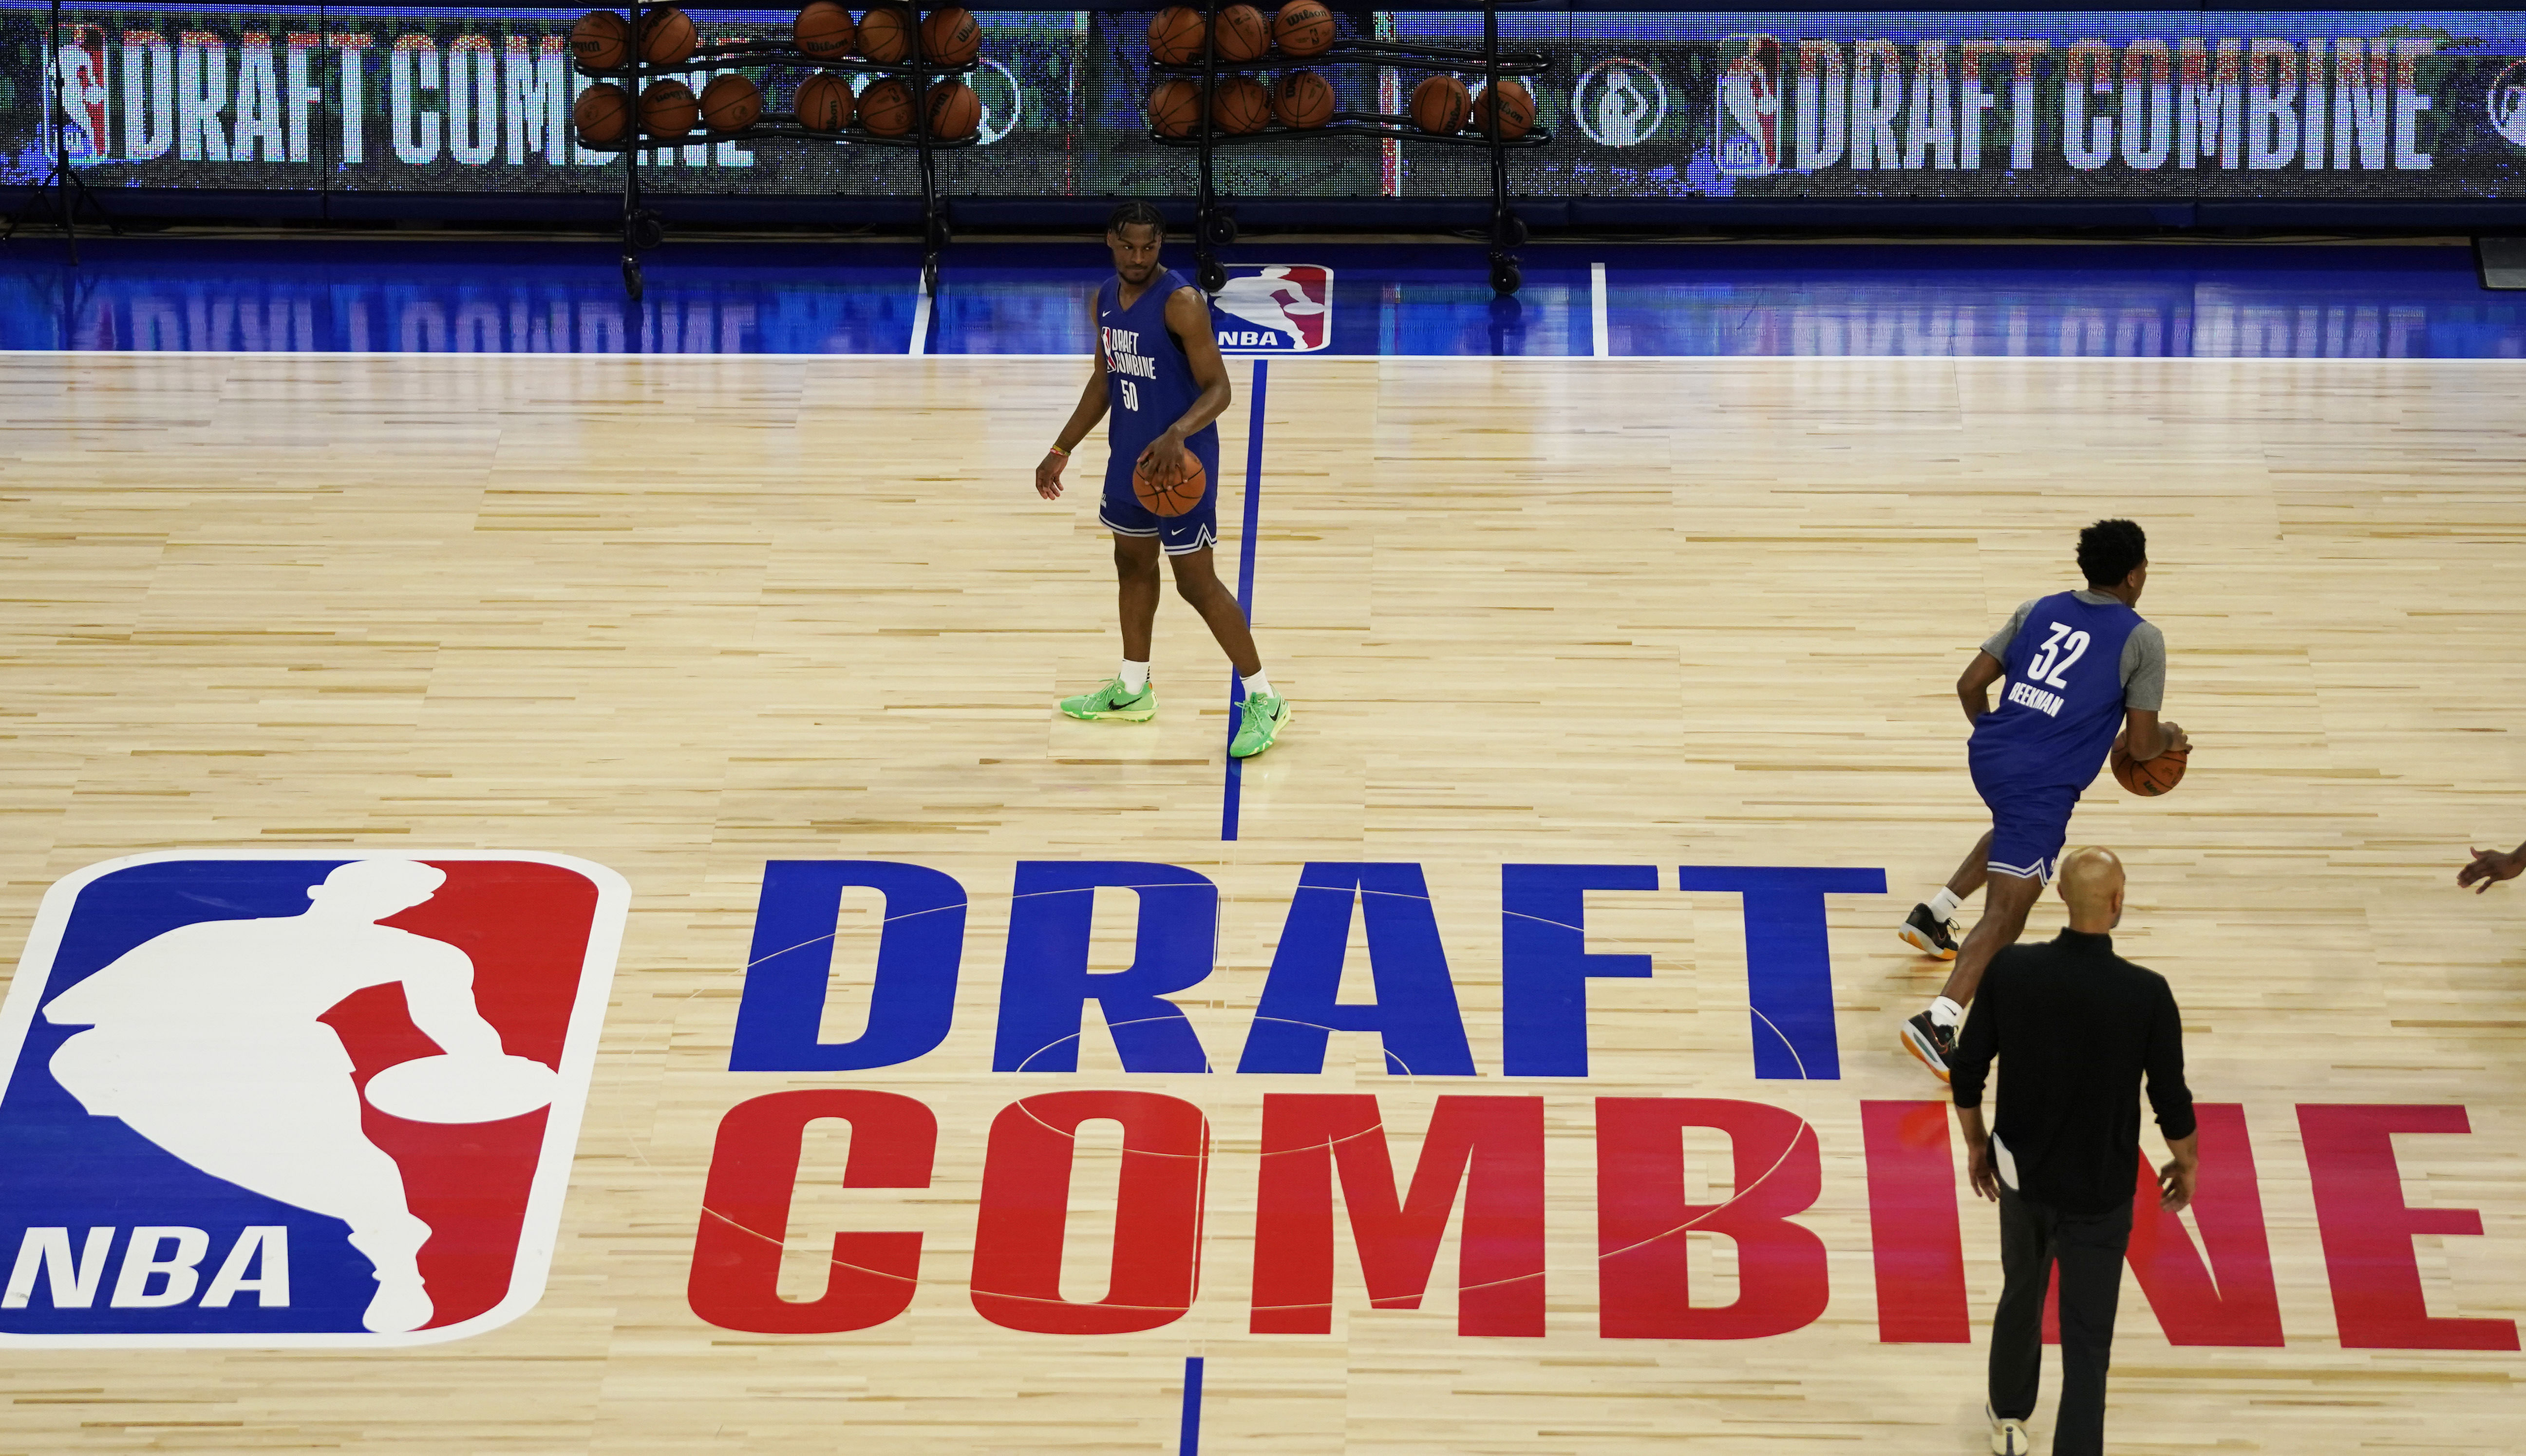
[
  {"left": 1034, "top": 201, "right": 1290, "bottom": 760},
  {"left": 1899, "top": 520, "right": 2189, "bottom": 1081}
]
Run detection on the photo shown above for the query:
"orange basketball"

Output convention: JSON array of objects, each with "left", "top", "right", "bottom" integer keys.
[
  {"left": 701, "top": 74, "right": 762, "bottom": 133},
  {"left": 920, "top": 7, "right": 980, "bottom": 66},
  {"left": 2111, "top": 743, "right": 2189, "bottom": 796},
  {"left": 573, "top": 82, "right": 633, "bottom": 144},
  {"left": 925, "top": 80, "right": 980, "bottom": 140},
  {"left": 1148, "top": 78, "right": 1202, "bottom": 138},
  {"left": 858, "top": 76, "right": 914, "bottom": 135},
  {"left": 1212, "top": 75, "right": 1269, "bottom": 135},
  {"left": 640, "top": 78, "right": 699, "bottom": 138},
  {"left": 1410, "top": 74, "right": 1470, "bottom": 134},
  {"left": 792, "top": 72, "right": 855, "bottom": 132},
  {"left": 1272, "top": 69, "right": 1333, "bottom": 128},
  {"left": 1271, "top": 1, "right": 1336, "bottom": 58},
  {"left": 1147, "top": 6, "right": 1204, "bottom": 64},
  {"left": 1133, "top": 452, "right": 1209, "bottom": 518},
  {"left": 569, "top": 10, "right": 630, "bottom": 70},
  {"left": 1212, "top": 3, "right": 1268, "bottom": 62},
  {"left": 1470, "top": 78, "right": 1534, "bottom": 139},
  {"left": 637, "top": 5, "right": 697, "bottom": 64},
  {"left": 856, "top": 3, "right": 912, "bottom": 63},
  {"left": 792, "top": 1, "right": 856, "bottom": 59}
]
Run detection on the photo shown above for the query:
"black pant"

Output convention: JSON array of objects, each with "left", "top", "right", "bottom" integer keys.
[{"left": 1991, "top": 1183, "right": 2134, "bottom": 1456}]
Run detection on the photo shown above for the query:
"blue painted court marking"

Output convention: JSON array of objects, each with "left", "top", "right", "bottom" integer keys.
[
  {"left": 1178, "top": 1355, "right": 1206, "bottom": 1456},
  {"left": 1220, "top": 359, "right": 1269, "bottom": 844}
]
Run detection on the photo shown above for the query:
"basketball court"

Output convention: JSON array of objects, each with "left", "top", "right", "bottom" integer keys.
[{"left": 0, "top": 237, "right": 2522, "bottom": 1453}]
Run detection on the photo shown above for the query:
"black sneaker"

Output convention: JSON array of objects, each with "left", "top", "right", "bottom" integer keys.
[
  {"left": 1902, "top": 1011, "right": 1956, "bottom": 1083},
  {"left": 1898, "top": 902, "right": 1962, "bottom": 960}
]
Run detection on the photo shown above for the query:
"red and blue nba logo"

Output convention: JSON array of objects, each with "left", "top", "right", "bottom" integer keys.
[
  {"left": 0, "top": 852, "right": 627, "bottom": 1346},
  {"left": 1209, "top": 265, "right": 1332, "bottom": 353},
  {"left": 1715, "top": 34, "right": 1782, "bottom": 176}
]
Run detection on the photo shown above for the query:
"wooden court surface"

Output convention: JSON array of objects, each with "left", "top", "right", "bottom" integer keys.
[{"left": 0, "top": 352, "right": 2521, "bottom": 1453}]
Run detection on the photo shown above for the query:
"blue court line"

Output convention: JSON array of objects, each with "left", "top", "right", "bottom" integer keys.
[
  {"left": 1178, "top": 1355, "right": 1206, "bottom": 1456},
  {"left": 1220, "top": 359, "right": 1269, "bottom": 843}
]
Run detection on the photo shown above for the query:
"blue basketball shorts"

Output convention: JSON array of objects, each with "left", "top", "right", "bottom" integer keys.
[
  {"left": 1968, "top": 759, "right": 2085, "bottom": 885},
  {"left": 1099, "top": 441, "right": 1220, "bottom": 557}
]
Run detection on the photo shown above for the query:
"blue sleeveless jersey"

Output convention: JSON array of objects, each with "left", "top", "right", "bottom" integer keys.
[
  {"left": 1097, "top": 269, "right": 1218, "bottom": 488},
  {"left": 1968, "top": 591, "right": 2144, "bottom": 788}
]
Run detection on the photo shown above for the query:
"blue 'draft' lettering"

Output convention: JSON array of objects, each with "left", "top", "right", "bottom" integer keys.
[
  {"left": 1677, "top": 866, "right": 1890, "bottom": 1081},
  {"left": 729, "top": 860, "right": 968, "bottom": 1072},
  {"left": 1237, "top": 863, "right": 1477, "bottom": 1077},
  {"left": 1501, "top": 864, "right": 1659, "bottom": 1078},
  {"left": 993, "top": 862, "right": 1217, "bottom": 1074}
]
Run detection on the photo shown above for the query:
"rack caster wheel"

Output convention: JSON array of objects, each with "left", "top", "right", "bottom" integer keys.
[
  {"left": 922, "top": 258, "right": 940, "bottom": 298},
  {"left": 1198, "top": 255, "right": 1228, "bottom": 294},
  {"left": 1204, "top": 210, "right": 1238, "bottom": 246},
  {"left": 622, "top": 257, "right": 644, "bottom": 301},
  {"left": 1489, "top": 258, "right": 1522, "bottom": 297},
  {"left": 628, "top": 210, "right": 664, "bottom": 251}
]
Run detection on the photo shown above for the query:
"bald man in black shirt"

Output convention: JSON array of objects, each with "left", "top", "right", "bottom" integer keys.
[{"left": 1949, "top": 846, "right": 2198, "bottom": 1456}]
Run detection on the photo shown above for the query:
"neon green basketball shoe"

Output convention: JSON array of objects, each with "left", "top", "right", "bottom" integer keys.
[
  {"left": 1059, "top": 678, "right": 1157, "bottom": 722},
  {"left": 1229, "top": 692, "right": 1290, "bottom": 759}
]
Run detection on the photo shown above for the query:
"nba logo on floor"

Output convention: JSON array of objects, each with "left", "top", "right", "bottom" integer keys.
[
  {"left": 1715, "top": 34, "right": 1782, "bottom": 175},
  {"left": 0, "top": 851, "right": 628, "bottom": 1346},
  {"left": 1209, "top": 265, "right": 1332, "bottom": 352}
]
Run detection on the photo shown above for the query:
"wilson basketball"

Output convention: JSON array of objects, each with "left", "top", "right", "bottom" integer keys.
[
  {"left": 569, "top": 10, "right": 630, "bottom": 70},
  {"left": 856, "top": 3, "right": 912, "bottom": 63},
  {"left": 1148, "top": 78, "right": 1202, "bottom": 138},
  {"left": 792, "top": 72, "right": 855, "bottom": 132},
  {"left": 1411, "top": 74, "right": 1470, "bottom": 134},
  {"left": 858, "top": 77, "right": 914, "bottom": 135},
  {"left": 1272, "top": 1, "right": 1336, "bottom": 58},
  {"left": 637, "top": 5, "right": 697, "bottom": 64},
  {"left": 1272, "top": 69, "right": 1334, "bottom": 129},
  {"left": 925, "top": 80, "right": 980, "bottom": 140},
  {"left": 1470, "top": 78, "right": 1534, "bottom": 140},
  {"left": 2111, "top": 743, "right": 2189, "bottom": 796},
  {"left": 1133, "top": 453, "right": 1209, "bottom": 518},
  {"left": 792, "top": 1, "right": 856, "bottom": 59},
  {"left": 1148, "top": 7, "right": 1204, "bottom": 64},
  {"left": 1213, "top": 3, "right": 1269, "bottom": 62},
  {"left": 701, "top": 74, "right": 762, "bottom": 134},
  {"left": 573, "top": 82, "right": 633, "bottom": 145},
  {"left": 640, "top": 78, "right": 699, "bottom": 138},
  {"left": 921, "top": 7, "right": 981, "bottom": 67},
  {"left": 1212, "top": 75, "right": 1270, "bottom": 135}
]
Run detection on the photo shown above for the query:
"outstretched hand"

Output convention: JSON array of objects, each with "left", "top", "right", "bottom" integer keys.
[{"left": 2458, "top": 846, "right": 2526, "bottom": 893}]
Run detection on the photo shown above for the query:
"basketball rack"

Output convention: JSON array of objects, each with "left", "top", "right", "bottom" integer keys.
[
  {"left": 1146, "top": 3, "right": 1550, "bottom": 295},
  {"left": 579, "top": 5, "right": 980, "bottom": 300}
]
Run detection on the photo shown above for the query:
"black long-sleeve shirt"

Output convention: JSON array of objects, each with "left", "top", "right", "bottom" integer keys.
[{"left": 1949, "top": 928, "right": 2196, "bottom": 1214}]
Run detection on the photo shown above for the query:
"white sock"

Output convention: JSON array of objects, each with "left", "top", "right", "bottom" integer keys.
[
  {"left": 1927, "top": 887, "right": 1963, "bottom": 921},
  {"left": 1241, "top": 670, "right": 1276, "bottom": 700},
  {"left": 1929, "top": 995, "right": 1964, "bottom": 1029},
  {"left": 1119, "top": 660, "right": 1150, "bottom": 694}
]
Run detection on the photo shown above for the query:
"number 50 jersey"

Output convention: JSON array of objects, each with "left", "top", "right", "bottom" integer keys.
[
  {"left": 1968, "top": 591, "right": 2145, "bottom": 788},
  {"left": 1096, "top": 269, "right": 1218, "bottom": 490}
]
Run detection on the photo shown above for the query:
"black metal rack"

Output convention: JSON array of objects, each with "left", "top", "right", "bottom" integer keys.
[
  {"left": 1147, "top": 4, "right": 1550, "bottom": 295},
  {"left": 578, "top": 5, "right": 979, "bottom": 299}
]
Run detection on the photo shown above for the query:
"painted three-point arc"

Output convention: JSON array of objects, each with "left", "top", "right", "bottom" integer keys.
[{"left": 0, "top": 852, "right": 2511, "bottom": 1357}]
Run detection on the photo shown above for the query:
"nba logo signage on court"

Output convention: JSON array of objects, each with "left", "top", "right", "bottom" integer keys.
[
  {"left": 1715, "top": 34, "right": 1782, "bottom": 175},
  {"left": 0, "top": 851, "right": 627, "bottom": 1346},
  {"left": 1209, "top": 265, "right": 1331, "bottom": 352}
]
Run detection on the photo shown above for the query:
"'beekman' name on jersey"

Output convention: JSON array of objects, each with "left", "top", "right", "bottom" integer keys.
[
  {"left": 1102, "top": 328, "right": 1158, "bottom": 380},
  {"left": 2004, "top": 679, "right": 2066, "bottom": 717}
]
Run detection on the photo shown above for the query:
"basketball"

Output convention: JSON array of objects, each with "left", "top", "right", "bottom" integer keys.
[
  {"left": 1272, "top": 69, "right": 1334, "bottom": 129},
  {"left": 858, "top": 76, "right": 915, "bottom": 135},
  {"left": 1272, "top": 1, "right": 1336, "bottom": 58},
  {"left": 1148, "top": 78, "right": 1203, "bottom": 138},
  {"left": 569, "top": 10, "right": 630, "bottom": 70},
  {"left": 1471, "top": 78, "right": 1535, "bottom": 140},
  {"left": 1213, "top": 75, "right": 1270, "bottom": 135},
  {"left": 792, "top": 72, "right": 855, "bottom": 132},
  {"left": 2111, "top": 742, "right": 2189, "bottom": 796},
  {"left": 921, "top": 7, "right": 981, "bottom": 67},
  {"left": 1148, "top": 7, "right": 1204, "bottom": 64},
  {"left": 926, "top": 80, "right": 980, "bottom": 141},
  {"left": 1133, "top": 452, "right": 1209, "bottom": 518},
  {"left": 701, "top": 74, "right": 762, "bottom": 134},
  {"left": 640, "top": 78, "right": 699, "bottom": 138},
  {"left": 792, "top": 1, "right": 856, "bottom": 59},
  {"left": 364, "top": 1053, "right": 561, "bottom": 1124},
  {"left": 1411, "top": 74, "right": 1471, "bottom": 134},
  {"left": 637, "top": 5, "right": 697, "bottom": 65},
  {"left": 856, "top": 3, "right": 912, "bottom": 63},
  {"left": 1213, "top": 3, "right": 1269, "bottom": 62},
  {"left": 572, "top": 82, "right": 633, "bottom": 145}
]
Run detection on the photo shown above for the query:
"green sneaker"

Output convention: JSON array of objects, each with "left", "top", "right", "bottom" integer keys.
[
  {"left": 1059, "top": 677, "right": 1157, "bottom": 722},
  {"left": 1229, "top": 692, "right": 1290, "bottom": 759}
]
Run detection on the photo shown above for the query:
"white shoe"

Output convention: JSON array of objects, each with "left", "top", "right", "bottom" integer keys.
[{"left": 1986, "top": 1402, "right": 2030, "bottom": 1456}]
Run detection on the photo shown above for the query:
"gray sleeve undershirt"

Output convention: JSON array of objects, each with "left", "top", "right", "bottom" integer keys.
[
  {"left": 1979, "top": 600, "right": 2037, "bottom": 661},
  {"left": 2120, "top": 622, "right": 2166, "bottom": 712}
]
